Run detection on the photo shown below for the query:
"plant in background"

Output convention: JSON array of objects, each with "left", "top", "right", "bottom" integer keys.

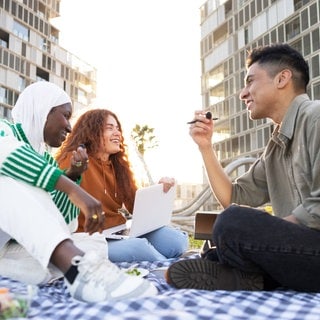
[{"left": 131, "top": 124, "right": 158, "bottom": 185}]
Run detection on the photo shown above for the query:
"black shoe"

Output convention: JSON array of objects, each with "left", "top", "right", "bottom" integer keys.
[
  {"left": 201, "top": 246, "right": 219, "bottom": 261},
  {"left": 166, "top": 258, "right": 264, "bottom": 291},
  {"left": 200, "top": 240, "right": 220, "bottom": 261}
]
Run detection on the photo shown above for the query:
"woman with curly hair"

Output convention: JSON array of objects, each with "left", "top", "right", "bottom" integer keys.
[{"left": 56, "top": 109, "right": 188, "bottom": 262}]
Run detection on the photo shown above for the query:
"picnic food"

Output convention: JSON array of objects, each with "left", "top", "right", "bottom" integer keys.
[
  {"left": 126, "top": 268, "right": 142, "bottom": 276},
  {"left": 0, "top": 287, "right": 29, "bottom": 319}
]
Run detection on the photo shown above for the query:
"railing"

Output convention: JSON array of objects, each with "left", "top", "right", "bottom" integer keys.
[{"left": 171, "top": 157, "right": 256, "bottom": 233}]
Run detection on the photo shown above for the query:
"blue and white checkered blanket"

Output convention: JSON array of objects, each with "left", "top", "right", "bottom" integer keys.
[{"left": 1, "top": 257, "right": 320, "bottom": 320}]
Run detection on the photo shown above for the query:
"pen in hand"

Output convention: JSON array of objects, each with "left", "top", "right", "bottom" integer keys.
[{"left": 187, "top": 111, "right": 218, "bottom": 124}]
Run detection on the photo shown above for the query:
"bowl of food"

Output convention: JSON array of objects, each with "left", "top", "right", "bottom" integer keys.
[{"left": 0, "top": 286, "right": 36, "bottom": 319}]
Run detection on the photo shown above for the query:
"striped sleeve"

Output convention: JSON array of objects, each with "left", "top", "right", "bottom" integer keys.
[
  {"left": 0, "top": 144, "right": 63, "bottom": 192},
  {"left": 0, "top": 118, "right": 80, "bottom": 225},
  {"left": 44, "top": 152, "right": 80, "bottom": 225}
]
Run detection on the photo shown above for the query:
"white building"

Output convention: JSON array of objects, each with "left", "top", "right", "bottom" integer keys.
[{"left": 0, "top": 0, "right": 96, "bottom": 118}]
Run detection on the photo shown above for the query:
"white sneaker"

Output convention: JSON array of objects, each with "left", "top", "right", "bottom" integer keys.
[{"left": 65, "top": 251, "right": 158, "bottom": 303}]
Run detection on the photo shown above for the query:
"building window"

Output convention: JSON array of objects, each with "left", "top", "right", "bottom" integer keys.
[
  {"left": 303, "top": 34, "right": 311, "bottom": 56},
  {"left": 77, "top": 88, "right": 88, "bottom": 105},
  {"left": 285, "top": 17, "right": 300, "bottom": 41},
  {"left": 21, "top": 42, "right": 27, "bottom": 57},
  {"left": 257, "top": 0, "right": 262, "bottom": 13},
  {"left": 213, "top": 22, "right": 228, "bottom": 46},
  {"left": 244, "top": 28, "right": 249, "bottom": 44},
  {"left": 240, "top": 50, "right": 246, "bottom": 69},
  {"left": 264, "top": 127, "right": 271, "bottom": 145},
  {"left": 29, "top": 12, "right": 33, "bottom": 27},
  {"left": 311, "top": 55, "right": 320, "bottom": 78},
  {"left": 9, "top": 53, "right": 14, "bottom": 69},
  {"left": 245, "top": 133, "right": 251, "bottom": 152},
  {"left": 250, "top": 1, "right": 256, "bottom": 17},
  {"left": 34, "top": 16, "right": 38, "bottom": 29},
  {"left": 294, "top": 0, "right": 311, "bottom": 11},
  {"left": 278, "top": 25, "right": 284, "bottom": 43},
  {"left": 0, "top": 29, "right": 9, "bottom": 48},
  {"left": 0, "top": 87, "right": 7, "bottom": 104},
  {"left": 242, "top": 112, "right": 248, "bottom": 131},
  {"left": 232, "top": 136, "right": 240, "bottom": 157},
  {"left": 207, "top": 65, "right": 224, "bottom": 88},
  {"left": 257, "top": 128, "right": 264, "bottom": 148},
  {"left": 23, "top": 7, "right": 28, "bottom": 24},
  {"left": 240, "top": 135, "right": 245, "bottom": 153},
  {"left": 210, "top": 83, "right": 225, "bottom": 105},
  {"left": 301, "top": 9, "right": 309, "bottom": 31},
  {"left": 36, "top": 67, "right": 49, "bottom": 81},
  {"left": 309, "top": 3, "right": 318, "bottom": 25},
  {"left": 239, "top": 9, "right": 244, "bottom": 27},
  {"left": 18, "top": 76, "right": 26, "bottom": 92},
  {"left": 291, "top": 39, "right": 302, "bottom": 54},
  {"left": 225, "top": 0, "right": 232, "bottom": 17},
  {"left": 18, "top": 4, "right": 23, "bottom": 19},
  {"left": 6, "top": 89, "right": 14, "bottom": 106},
  {"left": 312, "top": 28, "right": 320, "bottom": 51},
  {"left": 312, "top": 81, "right": 320, "bottom": 99},
  {"left": 244, "top": 5, "right": 250, "bottom": 23},
  {"left": 13, "top": 20, "right": 29, "bottom": 42},
  {"left": 271, "top": 29, "right": 277, "bottom": 43},
  {"left": 236, "top": 115, "right": 241, "bottom": 134}
]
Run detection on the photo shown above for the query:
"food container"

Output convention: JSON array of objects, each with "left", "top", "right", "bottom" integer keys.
[{"left": 0, "top": 286, "right": 36, "bottom": 319}]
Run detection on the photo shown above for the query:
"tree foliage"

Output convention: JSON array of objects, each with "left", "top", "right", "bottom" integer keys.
[
  {"left": 131, "top": 124, "right": 158, "bottom": 156},
  {"left": 131, "top": 124, "right": 159, "bottom": 185}
]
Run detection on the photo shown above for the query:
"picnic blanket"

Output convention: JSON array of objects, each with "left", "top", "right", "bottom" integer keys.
[{"left": 1, "top": 255, "right": 320, "bottom": 320}]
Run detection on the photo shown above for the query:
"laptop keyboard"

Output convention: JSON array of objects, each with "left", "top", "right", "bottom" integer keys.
[{"left": 115, "top": 228, "right": 130, "bottom": 236}]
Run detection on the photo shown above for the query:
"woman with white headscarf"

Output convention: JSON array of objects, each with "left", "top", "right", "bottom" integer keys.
[
  {"left": 11, "top": 81, "right": 86, "bottom": 229},
  {"left": 0, "top": 82, "right": 157, "bottom": 303}
]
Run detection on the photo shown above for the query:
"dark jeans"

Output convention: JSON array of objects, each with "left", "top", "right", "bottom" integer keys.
[{"left": 211, "top": 205, "right": 320, "bottom": 292}]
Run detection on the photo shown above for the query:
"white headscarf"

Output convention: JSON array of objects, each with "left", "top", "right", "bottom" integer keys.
[{"left": 12, "top": 81, "right": 72, "bottom": 154}]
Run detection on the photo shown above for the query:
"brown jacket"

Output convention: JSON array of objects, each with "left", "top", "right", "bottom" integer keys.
[{"left": 58, "top": 154, "right": 127, "bottom": 231}]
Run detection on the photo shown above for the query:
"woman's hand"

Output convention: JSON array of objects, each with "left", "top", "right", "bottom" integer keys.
[
  {"left": 68, "top": 187, "right": 106, "bottom": 234},
  {"left": 65, "top": 145, "right": 89, "bottom": 181},
  {"left": 55, "top": 175, "right": 105, "bottom": 234},
  {"left": 158, "top": 176, "right": 175, "bottom": 193}
]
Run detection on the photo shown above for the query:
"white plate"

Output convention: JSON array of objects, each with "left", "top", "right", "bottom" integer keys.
[
  {"left": 125, "top": 267, "right": 149, "bottom": 278},
  {"left": 150, "top": 267, "right": 167, "bottom": 279}
]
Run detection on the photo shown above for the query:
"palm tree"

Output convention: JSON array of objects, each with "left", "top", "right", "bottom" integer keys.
[{"left": 131, "top": 124, "right": 158, "bottom": 185}]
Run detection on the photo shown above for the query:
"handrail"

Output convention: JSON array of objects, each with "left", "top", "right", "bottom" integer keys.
[
  {"left": 172, "top": 157, "right": 256, "bottom": 215},
  {"left": 171, "top": 157, "right": 256, "bottom": 232}
]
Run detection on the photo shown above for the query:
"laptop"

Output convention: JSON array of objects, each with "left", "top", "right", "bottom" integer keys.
[{"left": 103, "top": 183, "right": 176, "bottom": 240}]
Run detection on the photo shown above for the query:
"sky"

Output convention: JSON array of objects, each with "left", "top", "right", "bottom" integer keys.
[{"left": 55, "top": 0, "right": 205, "bottom": 184}]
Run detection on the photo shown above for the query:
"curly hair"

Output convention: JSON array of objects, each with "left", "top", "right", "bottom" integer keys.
[{"left": 56, "top": 108, "right": 137, "bottom": 208}]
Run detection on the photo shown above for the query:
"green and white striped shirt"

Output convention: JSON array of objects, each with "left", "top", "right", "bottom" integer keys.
[{"left": 0, "top": 119, "right": 79, "bottom": 224}]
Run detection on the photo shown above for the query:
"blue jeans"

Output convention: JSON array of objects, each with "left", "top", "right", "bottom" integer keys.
[
  {"left": 107, "top": 226, "right": 189, "bottom": 262},
  {"left": 213, "top": 205, "right": 320, "bottom": 292}
]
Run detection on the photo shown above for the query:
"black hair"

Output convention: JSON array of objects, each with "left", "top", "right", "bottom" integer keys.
[{"left": 246, "top": 43, "right": 309, "bottom": 91}]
